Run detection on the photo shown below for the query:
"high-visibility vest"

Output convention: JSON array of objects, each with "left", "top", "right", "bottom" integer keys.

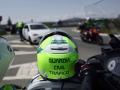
[{"left": 16, "top": 22, "right": 23, "bottom": 29}]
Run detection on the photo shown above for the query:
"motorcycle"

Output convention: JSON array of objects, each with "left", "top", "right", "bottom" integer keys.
[{"left": 80, "top": 29, "right": 103, "bottom": 45}]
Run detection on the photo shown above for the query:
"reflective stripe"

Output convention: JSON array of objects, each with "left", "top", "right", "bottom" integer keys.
[{"left": 63, "top": 37, "right": 76, "bottom": 48}]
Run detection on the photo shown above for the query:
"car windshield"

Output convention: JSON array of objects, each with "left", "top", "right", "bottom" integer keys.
[{"left": 30, "top": 25, "right": 47, "bottom": 30}]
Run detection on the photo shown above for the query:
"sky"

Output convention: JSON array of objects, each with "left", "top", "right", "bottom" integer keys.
[{"left": 0, "top": 0, "right": 120, "bottom": 24}]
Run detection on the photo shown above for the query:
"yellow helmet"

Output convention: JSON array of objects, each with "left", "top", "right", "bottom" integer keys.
[{"left": 37, "top": 30, "right": 79, "bottom": 80}]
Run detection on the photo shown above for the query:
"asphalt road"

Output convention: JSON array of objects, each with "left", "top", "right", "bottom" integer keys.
[{"left": 0, "top": 27, "right": 102, "bottom": 88}]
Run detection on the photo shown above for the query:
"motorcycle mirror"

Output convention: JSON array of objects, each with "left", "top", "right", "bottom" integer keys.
[{"left": 0, "top": 37, "right": 15, "bottom": 82}]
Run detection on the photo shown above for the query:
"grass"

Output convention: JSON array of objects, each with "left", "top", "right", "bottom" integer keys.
[{"left": 100, "top": 28, "right": 120, "bottom": 34}]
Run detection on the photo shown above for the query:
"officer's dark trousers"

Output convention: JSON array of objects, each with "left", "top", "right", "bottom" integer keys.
[{"left": 18, "top": 29, "right": 24, "bottom": 41}]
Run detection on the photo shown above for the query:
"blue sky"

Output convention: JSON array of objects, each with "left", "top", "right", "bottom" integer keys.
[{"left": 0, "top": 0, "right": 120, "bottom": 23}]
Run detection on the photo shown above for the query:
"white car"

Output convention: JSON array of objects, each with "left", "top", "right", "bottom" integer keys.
[{"left": 22, "top": 23, "right": 50, "bottom": 44}]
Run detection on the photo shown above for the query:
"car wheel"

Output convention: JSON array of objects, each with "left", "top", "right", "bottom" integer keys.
[{"left": 29, "top": 37, "right": 33, "bottom": 45}]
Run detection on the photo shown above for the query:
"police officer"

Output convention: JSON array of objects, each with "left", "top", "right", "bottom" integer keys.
[{"left": 16, "top": 21, "right": 24, "bottom": 41}]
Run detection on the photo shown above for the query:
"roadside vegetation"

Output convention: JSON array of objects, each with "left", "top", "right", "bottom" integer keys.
[{"left": 43, "top": 18, "right": 120, "bottom": 34}]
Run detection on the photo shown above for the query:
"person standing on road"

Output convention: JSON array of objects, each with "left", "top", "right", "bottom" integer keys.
[{"left": 16, "top": 21, "right": 24, "bottom": 41}]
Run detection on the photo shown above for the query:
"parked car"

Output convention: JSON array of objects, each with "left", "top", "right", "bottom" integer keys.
[{"left": 22, "top": 23, "right": 50, "bottom": 44}]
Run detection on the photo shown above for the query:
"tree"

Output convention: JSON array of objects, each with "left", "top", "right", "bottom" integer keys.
[
  {"left": 7, "top": 17, "right": 12, "bottom": 26},
  {"left": 6, "top": 17, "right": 13, "bottom": 32}
]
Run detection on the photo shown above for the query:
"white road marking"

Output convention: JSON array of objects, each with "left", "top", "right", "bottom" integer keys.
[
  {"left": 4, "top": 35, "right": 13, "bottom": 38},
  {"left": 9, "top": 40, "right": 30, "bottom": 45},
  {"left": 11, "top": 44, "right": 33, "bottom": 48},
  {"left": 73, "top": 37, "right": 80, "bottom": 40},
  {"left": 8, "top": 39, "right": 38, "bottom": 55},
  {"left": 9, "top": 40, "right": 23, "bottom": 43},
  {"left": 72, "top": 29, "right": 80, "bottom": 33},
  {"left": 3, "top": 62, "right": 38, "bottom": 80},
  {"left": 3, "top": 76, "right": 34, "bottom": 80},
  {"left": 15, "top": 51, "right": 36, "bottom": 55}
]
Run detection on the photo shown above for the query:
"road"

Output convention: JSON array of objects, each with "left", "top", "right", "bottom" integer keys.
[{"left": 0, "top": 27, "right": 102, "bottom": 88}]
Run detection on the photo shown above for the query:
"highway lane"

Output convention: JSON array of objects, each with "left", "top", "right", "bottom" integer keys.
[{"left": 1, "top": 27, "right": 101, "bottom": 88}]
